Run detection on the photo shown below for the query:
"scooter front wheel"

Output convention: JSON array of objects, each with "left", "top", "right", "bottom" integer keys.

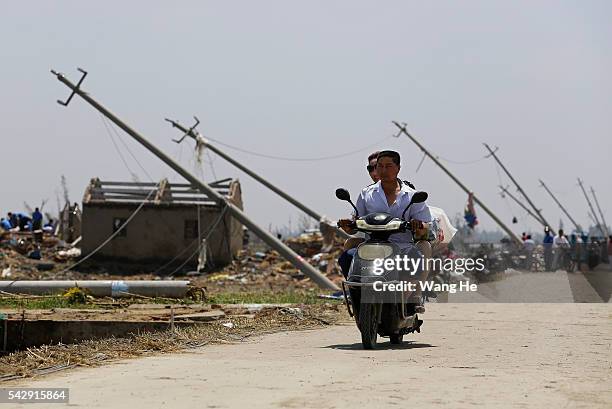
[{"left": 359, "top": 303, "right": 378, "bottom": 349}]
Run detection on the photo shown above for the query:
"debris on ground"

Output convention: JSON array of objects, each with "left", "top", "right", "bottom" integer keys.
[{"left": 194, "top": 231, "right": 345, "bottom": 293}]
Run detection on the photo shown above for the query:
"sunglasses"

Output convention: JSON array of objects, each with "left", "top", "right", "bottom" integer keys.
[{"left": 367, "top": 165, "right": 376, "bottom": 172}]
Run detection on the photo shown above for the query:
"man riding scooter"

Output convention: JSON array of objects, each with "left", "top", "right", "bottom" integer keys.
[
  {"left": 338, "top": 150, "right": 433, "bottom": 312},
  {"left": 339, "top": 151, "right": 420, "bottom": 269}
]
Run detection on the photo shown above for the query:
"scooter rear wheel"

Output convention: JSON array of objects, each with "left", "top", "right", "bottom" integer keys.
[{"left": 359, "top": 303, "right": 378, "bottom": 349}]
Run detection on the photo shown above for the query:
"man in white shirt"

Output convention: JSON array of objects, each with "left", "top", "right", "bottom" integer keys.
[
  {"left": 552, "top": 229, "right": 570, "bottom": 270},
  {"left": 338, "top": 150, "right": 433, "bottom": 311},
  {"left": 522, "top": 234, "right": 536, "bottom": 270}
]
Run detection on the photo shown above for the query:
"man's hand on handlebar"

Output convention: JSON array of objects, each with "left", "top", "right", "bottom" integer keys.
[
  {"left": 410, "top": 219, "right": 429, "bottom": 241},
  {"left": 337, "top": 218, "right": 357, "bottom": 234}
]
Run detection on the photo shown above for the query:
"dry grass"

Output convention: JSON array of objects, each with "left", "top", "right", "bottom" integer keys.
[{"left": 0, "top": 304, "right": 348, "bottom": 382}]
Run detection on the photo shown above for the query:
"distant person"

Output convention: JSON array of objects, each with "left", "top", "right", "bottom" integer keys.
[
  {"left": 608, "top": 235, "right": 612, "bottom": 257},
  {"left": 43, "top": 219, "right": 55, "bottom": 233},
  {"left": 0, "top": 218, "right": 12, "bottom": 231},
  {"left": 543, "top": 227, "right": 554, "bottom": 271},
  {"left": 523, "top": 234, "right": 535, "bottom": 270},
  {"left": 16, "top": 212, "right": 32, "bottom": 231},
  {"left": 7, "top": 212, "right": 18, "bottom": 228},
  {"left": 553, "top": 229, "right": 570, "bottom": 270},
  {"left": 32, "top": 207, "right": 43, "bottom": 231}
]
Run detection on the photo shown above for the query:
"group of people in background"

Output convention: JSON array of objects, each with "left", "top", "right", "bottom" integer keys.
[
  {"left": 1, "top": 209, "right": 55, "bottom": 233},
  {"left": 531, "top": 227, "right": 611, "bottom": 272}
]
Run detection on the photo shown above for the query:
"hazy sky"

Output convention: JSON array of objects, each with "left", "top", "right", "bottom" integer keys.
[{"left": 2, "top": 1, "right": 611, "bottom": 236}]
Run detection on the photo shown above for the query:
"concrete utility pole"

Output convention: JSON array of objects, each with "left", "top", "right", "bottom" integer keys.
[
  {"left": 590, "top": 187, "right": 609, "bottom": 237},
  {"left": 165, "top": 117, "right": 349, "bottom": 239},
  {"left": 483, "top": 143, "right": 551, "bottom": 228},
  {"left": 578, "top": 178, "right": 606, "bottom": 237},
  {"left": 51, "top": 68, "right": 339, "bottom": 291},
  {"left": 498, "top": 185, "right": 544, "bottom": 226},
  {"left": 539, "top": 179, "right": 582, "bottom": 233},
  {"left": 392, "top": 121, "right": 522, "bottom": 245}
]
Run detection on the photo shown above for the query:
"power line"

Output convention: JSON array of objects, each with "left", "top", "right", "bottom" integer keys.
[
  {"left": 100, "top": 114, "right": 139, "bottom": 181},
  {"left": 436, "top": 154, "right": 489, "bottom": 165},
  {"left": 203, "top": 134, "right": 392, "bottom": 161},
  {"left": 102, "top": 116, "right": 156, "bottom": 182},
  {"left": 166, "top": 205, "right": 229, "bottom": 277},
  {"left": 205, "top": 149, "right": 218, "bottom": 180}
]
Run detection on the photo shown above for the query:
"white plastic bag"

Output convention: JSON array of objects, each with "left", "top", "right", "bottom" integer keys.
[{"left": 430, "top": 206, "right": 457, "bottom": 244}]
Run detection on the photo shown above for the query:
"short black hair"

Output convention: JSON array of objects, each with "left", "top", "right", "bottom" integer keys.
[
  {"left": 377, "top": 150, "right": 400, "bottom": 166},
  {"left": 367, "top": 151, "right": 380, "bottom": 162}
]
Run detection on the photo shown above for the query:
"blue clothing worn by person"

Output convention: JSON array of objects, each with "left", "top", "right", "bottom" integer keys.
[
  {"left": 32, "top": 209, "right": 43, "bottom": 230},
  {"left": 0, "top": 218, "right": 12, "bottom": 231},
  {"left": 8, "top": 213, "right": 18, "bottom": 228},
  {"left": 32, "top": 210, "right": 43, "bottom": 223},
  {"left": 16, "top": 213, "right": 32, "bottom": 230}
]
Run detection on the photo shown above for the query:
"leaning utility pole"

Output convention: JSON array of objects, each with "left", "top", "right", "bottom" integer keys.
[
  {"left": 51, "top": 68, "right": 339, "bottom": 291},
  {"left": 539, "top": 179, "right": 582, "bottom": 232},
  {"left": 590, "top": 187, "right": 609, "bottom": 237},
  {"left": 499, "top": 185, "right": 544, "bottom": 226},
  {"left": 578, "top": 178, "right": 606, "bottom": 237},
  {"left": 165, "top": 117, "right": 349, "bottom": 239},
  {"left": 392, "top": 122, "right": 522, "bottom": 245},
  {"left": 483, "top": 143, "right": 551, "bottom": 228}
]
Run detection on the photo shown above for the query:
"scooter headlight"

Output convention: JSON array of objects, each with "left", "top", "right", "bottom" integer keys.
[{"left": 357, "top": 244, "right": 394, "bottom": 261}]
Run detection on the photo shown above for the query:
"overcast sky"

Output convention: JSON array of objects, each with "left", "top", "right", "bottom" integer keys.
[{"left": 1, "top": 0, "right": 611, "bottom": 236}]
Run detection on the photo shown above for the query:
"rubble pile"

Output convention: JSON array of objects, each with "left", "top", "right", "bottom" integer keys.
[
  {"left": 0, "top": 231, "right": 119, "bottom": 281},
  {"left": 1, "top": 229, "right": 347, "bottom": 290},
  {"left": 196, "top": 231, "right": 345, "bottom": 291}
]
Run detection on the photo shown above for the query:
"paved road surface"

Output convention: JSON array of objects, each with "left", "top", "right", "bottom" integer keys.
[{"left": 9, "top": 301, "right": 612, "bottom": 409}]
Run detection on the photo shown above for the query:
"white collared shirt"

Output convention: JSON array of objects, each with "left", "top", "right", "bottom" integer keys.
[{"left": 354, "top": 180, "right": 432, "bottom": 249}]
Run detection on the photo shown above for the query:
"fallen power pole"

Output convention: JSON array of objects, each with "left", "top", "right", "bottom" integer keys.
[
  {"left": 483, "top": 143, "right": 551, "bottom": 229},
  {"left": 392, "top": 122, "right": 522, "bottom": 245},
  {"left": 165, "top": 117, "right": 349, "bottom": 239},
  {"left": 499, "top": 185, "right": 544, "bottom": 226},
  {"left": 590, "top": 187, "right": 609, "bottom": 237},
  {"left": 0, "top": 281, "right": 190, "bottom": 298},
  {"left": 51, "top": 68, "right": 339, "bottom": 291},
  {"left": 539, "top": 179, "right": 582, "bottom": 232},
  {"left": 578, "top": 178, "right": 606, "bottom": 237}
]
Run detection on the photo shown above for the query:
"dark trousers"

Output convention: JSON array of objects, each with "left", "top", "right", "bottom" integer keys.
[{"left": 338, "top": 249, "right": 356, "bottom": 279}]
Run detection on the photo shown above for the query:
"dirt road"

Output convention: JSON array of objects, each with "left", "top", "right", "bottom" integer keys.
[{"left": 8, "top": 301, "right": 611, "bottom": 409}]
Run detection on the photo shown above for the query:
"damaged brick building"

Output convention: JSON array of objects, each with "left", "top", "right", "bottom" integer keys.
[{"left": 80, "top": 177, "right": 243, "bottom": 268}]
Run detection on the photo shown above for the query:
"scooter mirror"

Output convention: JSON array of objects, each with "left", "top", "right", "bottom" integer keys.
[
  {"left": 411, "top": 191, "right": 428, "bottom": 204},
  {"left": 401, "top": 191, "right": 428, "bottom": 220},
  {"left": 335, "top": 188, "right": 351, "bottom": 202},
  {"left": 336, "top": 188, "right": 359, "bottom": 216}
]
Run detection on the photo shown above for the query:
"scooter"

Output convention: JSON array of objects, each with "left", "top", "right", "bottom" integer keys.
[{"left": 335, "top": 188, "right": 428, "bottom": 349}]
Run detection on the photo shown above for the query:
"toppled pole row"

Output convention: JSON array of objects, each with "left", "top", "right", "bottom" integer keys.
[
  {"left": 483, "top": 143, "right": 551, "bottom": 229},
  {"left": 50, "top": 68, "right": 339, "bottom": 291},
  {"left": 393, "top": 121, "right": 522, "bottom": 245}
]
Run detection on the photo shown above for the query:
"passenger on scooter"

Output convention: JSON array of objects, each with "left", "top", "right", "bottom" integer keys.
[{"left": 338, "top": 150, "right": 433, "bottom": 311}]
